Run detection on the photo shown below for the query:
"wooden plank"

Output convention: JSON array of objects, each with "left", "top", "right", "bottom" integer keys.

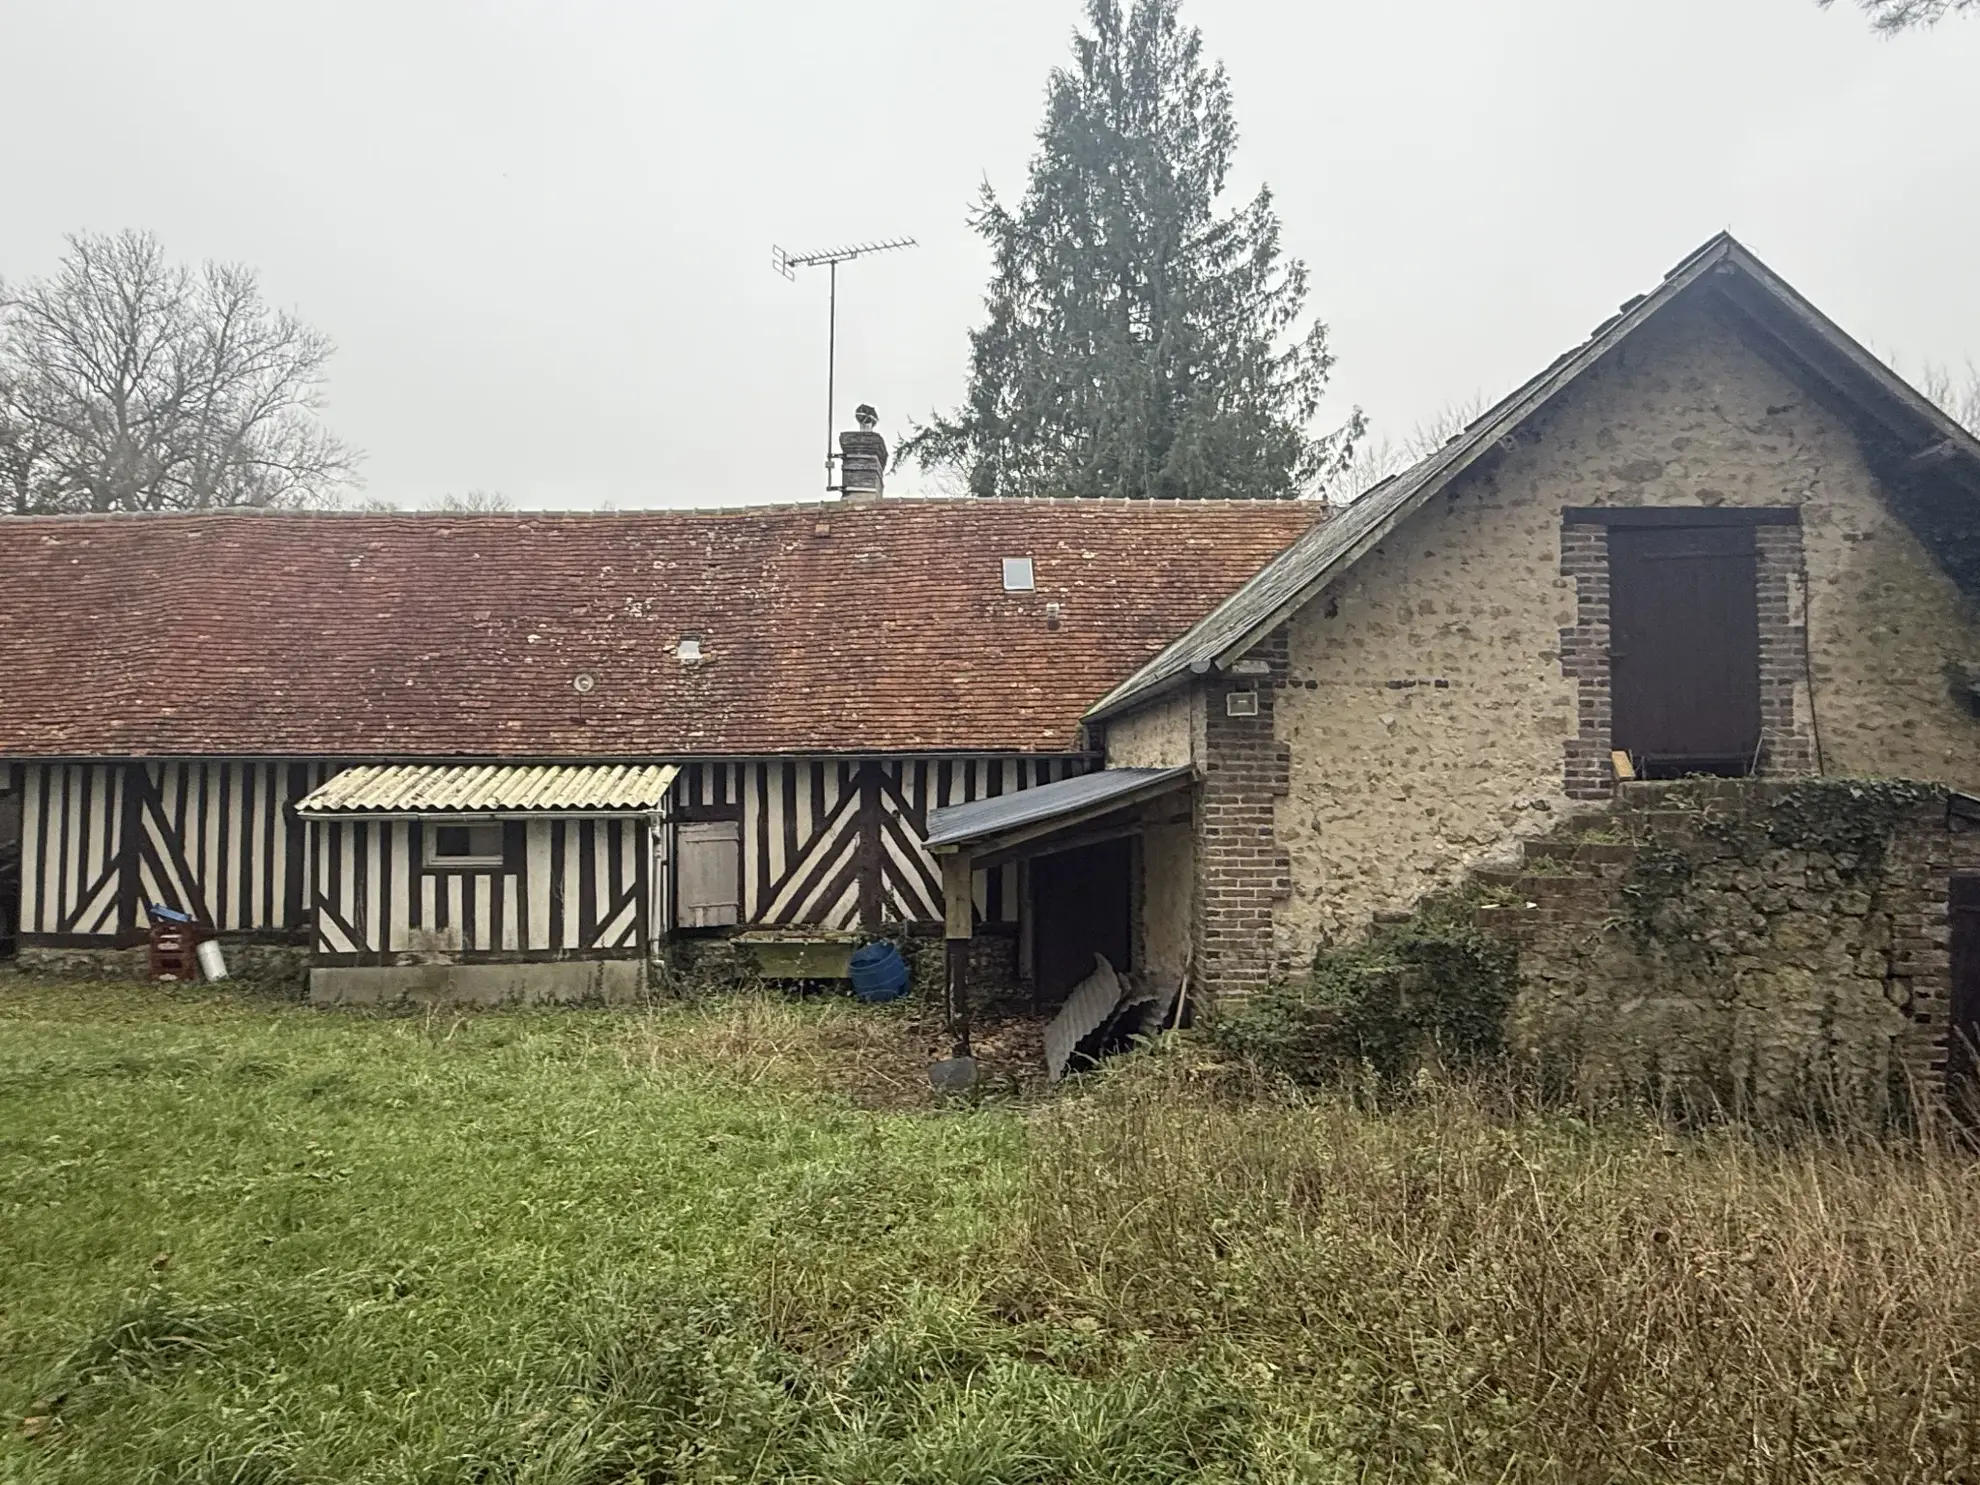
[
  {"left": 116, "top": 766, "right": 141, "bottom": 938},
  {"left": 285, "top": 763, "right": 310, "bottom": 927},
  {"left": 857, "top": 765, "right": 883, "bottom": 933},
  {"left": 941, "top": 851, "right": 974, "bottom": 941}
]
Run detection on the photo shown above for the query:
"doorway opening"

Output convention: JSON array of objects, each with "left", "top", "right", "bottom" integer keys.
[{"left": 1028, "top": 837, "right": 1133, "bottom": 1004}]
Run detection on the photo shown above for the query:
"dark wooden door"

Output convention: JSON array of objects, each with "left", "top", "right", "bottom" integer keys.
[
  {"left": 1609, "top": 524, "right": 1763, "bottom": 776},
  {"left": 1949, "top": 875, "right": 1980, "bottom": 1111},
  {"left": 1029, "top": 838, "right": 1133, "bottom": 1004}
]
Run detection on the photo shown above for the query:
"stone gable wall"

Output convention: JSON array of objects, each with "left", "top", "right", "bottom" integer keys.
[{"left": 1269, "top": 299, "right": 1980, "bottom": 965}]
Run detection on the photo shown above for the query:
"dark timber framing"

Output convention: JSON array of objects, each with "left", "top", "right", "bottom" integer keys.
[
  {"left": 15, "top": 760, "right": 327, "bottom": 949},
  {"left": 11, "top": 753, "right": 1097, "bottom": 960}
]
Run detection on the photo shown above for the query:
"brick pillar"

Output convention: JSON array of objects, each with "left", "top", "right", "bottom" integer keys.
[
  {"left": 1888, "top": 803, "right": 1980, "bottom": 1095},
  {"left": 1193, "top": 627, "right": 1292, "bottom": 1004},
  {"left": 1559, "top": 520, "right": 1615, "bottom": 800},
  {"left": 1753, "top": 521, "right": 1817, "bottom": 776}
]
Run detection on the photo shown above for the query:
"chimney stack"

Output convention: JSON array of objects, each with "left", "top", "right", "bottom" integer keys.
[{"left": 838, "top": 404, "right": 886, "bottom": 501}]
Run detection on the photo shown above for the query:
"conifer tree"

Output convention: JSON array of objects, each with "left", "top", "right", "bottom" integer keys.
[{"left": 902, "top": 0, "right": 1358, "bottom": 500}]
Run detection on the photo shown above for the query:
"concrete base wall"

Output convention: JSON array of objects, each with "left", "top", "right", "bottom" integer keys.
[{"left": 309, "top": 958, "right": 646, "bottom": 1007}]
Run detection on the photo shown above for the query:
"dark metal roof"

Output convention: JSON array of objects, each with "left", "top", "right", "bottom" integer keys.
[
  {"left": 1088, "top": 232, "right": 1980, "bottom": 723},
  {"left": 923, "top": 766, "right": 1191, "bottom": 850}
]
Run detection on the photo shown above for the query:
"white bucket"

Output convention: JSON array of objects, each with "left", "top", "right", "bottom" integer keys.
[{"left": 195, "top": 940, "right": 229, "bottom": 982}]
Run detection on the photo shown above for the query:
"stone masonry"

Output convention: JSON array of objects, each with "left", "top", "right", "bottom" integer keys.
[
  {"left": 1471, "top": 779, "right": 1980, "bottom": 1114},
  {"left": 1268, "top": 300, "right": 1979, "bottom": 959}
]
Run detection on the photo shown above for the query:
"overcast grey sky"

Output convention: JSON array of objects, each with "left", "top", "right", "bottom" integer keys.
[{"left": 4, "top": 1, "right": 1976, "bottom": 509}]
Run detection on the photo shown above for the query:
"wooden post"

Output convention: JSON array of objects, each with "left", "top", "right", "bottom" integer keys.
[
  {"left": 941, "top": 850, "right": 974, "bottom": 1055},
  {"left": 856, "top": 764, "right": 883, "bottom": 934}
]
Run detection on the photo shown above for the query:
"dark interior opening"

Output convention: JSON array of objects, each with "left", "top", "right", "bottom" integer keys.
[
  {"left": 0, "top": 786, "right": 19, "bottom": 959},
  {"left": 1637, "top": 756, "right": 1761, "bottom": 782},
  {"left": 1028, "top": 837, "right": 1133, "bottom": 1006}
]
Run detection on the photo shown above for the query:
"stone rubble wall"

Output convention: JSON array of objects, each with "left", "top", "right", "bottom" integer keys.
[
  {"left": 14, "top": 940, "right": 312, "bottom": 996},
  {"left": 1101, "top": 687, "right": 1199, "bottom": 770},
  {"left": 1473, "top": 780, "right": 1980, "bottom": 1116}
]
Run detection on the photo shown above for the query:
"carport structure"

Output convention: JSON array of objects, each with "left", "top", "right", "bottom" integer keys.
[{"left": 922, "top": 766, "right": 1196, "bottom": 1050}]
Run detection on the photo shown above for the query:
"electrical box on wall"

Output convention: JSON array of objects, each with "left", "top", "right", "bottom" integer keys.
[{"left": 1226, "top": 690, "right": 1259, "bottom": 718}]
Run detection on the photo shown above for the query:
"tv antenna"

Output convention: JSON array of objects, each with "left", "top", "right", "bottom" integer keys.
[{"left": 773, "top": 236, "right": 917, "bottom": 491}]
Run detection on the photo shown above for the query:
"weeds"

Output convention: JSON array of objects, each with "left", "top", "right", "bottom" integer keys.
[
  {"left": 1006, "top": 1055, "right": 1980, "bottom": 1481},
  {"left": 2, "top": 979, "right": 1977, "bottom": 1481}
]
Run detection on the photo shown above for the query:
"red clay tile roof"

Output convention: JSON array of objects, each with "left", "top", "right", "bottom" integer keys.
[{"left": 0, "top": 500, "right": 1317, "bottom": 758}]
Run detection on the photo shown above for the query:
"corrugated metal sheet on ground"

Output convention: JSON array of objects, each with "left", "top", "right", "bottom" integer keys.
[
  {"left": 1045, "top": 955, "right": 1123, "bottom": 1083},
  {"left": 297, "top": 762, "right": 680, "bottom": 816},
  {"left": 923, "top": 766, "right": 1191, "bottom": 849}
]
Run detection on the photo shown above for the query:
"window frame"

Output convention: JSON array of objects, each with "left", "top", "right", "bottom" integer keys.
[{"left": 421, "top": 818, "right": 513, "bottom": 873}]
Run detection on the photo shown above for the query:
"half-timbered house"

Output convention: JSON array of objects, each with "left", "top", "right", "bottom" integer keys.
[
  {"left": 8, "top": 233, "right": 1973, "bottom": 1103},
  {"left": 0, "top": 496, "right": 1314, "bottom": 1001}
]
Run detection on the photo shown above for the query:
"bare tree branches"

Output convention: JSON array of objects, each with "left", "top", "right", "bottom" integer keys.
[
  {"left": 0, "top": 230, "right": 359, "bottom": 515},
  {"left": 1323, "top": 397, "right": 1488, "bottom": 506},
  {"left": 435, "top": 489, "right": 514, "bottom": 513},
  {"left": 1820, "top": 0, "right": 1976, "bottom": 31},
  {"left": 1915, "top": 361, "right": 1980, "bottom": 435}
]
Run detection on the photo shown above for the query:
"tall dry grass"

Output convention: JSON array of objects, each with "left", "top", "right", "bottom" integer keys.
[{"left": 997, "top": 1056, "right": 1980, "bottom": 1482}]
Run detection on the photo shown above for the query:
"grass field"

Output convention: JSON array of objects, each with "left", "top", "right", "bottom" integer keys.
[{"left": 3, "top": 978, "right": 1978, "bottom": 1483}]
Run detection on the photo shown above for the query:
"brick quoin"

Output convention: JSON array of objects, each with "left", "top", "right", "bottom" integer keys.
[
  {"left": 1560, "top": 516, "right": 1817, "bottom": 799},
  {"left": 1194, "top": 626, "right": 1291, "bottom": 1004}
]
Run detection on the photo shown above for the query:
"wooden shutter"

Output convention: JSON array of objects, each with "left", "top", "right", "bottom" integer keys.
[
  {"left": 676, "top": 820, "right": 741, "bottom": 928},
  {"left": 1609, "top": 524, "right": 1762, "bottom": 774}
]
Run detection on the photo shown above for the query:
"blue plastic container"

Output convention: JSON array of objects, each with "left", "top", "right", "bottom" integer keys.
[{"left": 848, "top": 942, "right": 911, "bottom": 1004}]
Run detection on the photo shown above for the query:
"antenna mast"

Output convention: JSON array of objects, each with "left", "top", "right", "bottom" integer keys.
[{"left": 773, "top": 236, "right": 917, "bottom": 492}]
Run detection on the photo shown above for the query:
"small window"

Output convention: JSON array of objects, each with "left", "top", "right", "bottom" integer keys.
[
  {"left": 426, "top": 821, "right": 506, "bottom": 869},
  {"left": 677, "top": 636, "right": 703, "bottom": 662},
  {"left": 1002, "top": 556, "right": 1035, "bottom": 592}
]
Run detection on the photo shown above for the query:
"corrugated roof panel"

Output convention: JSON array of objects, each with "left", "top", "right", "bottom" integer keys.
[{"left": 297, "top": 762, "right": 679, "bottom": 816}]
